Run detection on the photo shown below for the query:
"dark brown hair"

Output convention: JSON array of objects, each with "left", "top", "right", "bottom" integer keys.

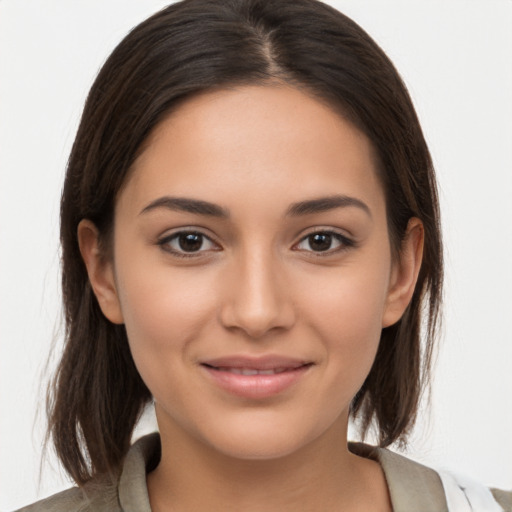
[{"left": 48, "top": 0, "right": 442, "bottom": 485}]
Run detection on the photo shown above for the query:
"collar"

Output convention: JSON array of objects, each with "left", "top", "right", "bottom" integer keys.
[{"left": 117, "top": 433, "right": 448, "bottom": 511}]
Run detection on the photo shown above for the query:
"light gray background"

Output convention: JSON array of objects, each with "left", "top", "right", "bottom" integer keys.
[{"left": 1, "top": 1, "right": 511, "bottom": 509}]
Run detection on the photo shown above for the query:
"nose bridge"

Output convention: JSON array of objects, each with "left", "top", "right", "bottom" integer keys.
[{"left": 219, "top": 240, "right": 294, "bottom": 338}]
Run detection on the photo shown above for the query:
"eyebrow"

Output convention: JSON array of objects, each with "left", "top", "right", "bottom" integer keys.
[
  {"left": 140, "top": 197, "right": 230, "bottom": 218},
  {"left": 285, "top": 195, "right": 371, "bottom": 218},
  {"left": 139, "top": 194, "right": 371, "bottom": 219}
]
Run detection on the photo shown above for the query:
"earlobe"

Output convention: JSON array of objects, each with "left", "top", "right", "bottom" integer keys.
[
  {"left": 382, "top": 218, "right": 424, "bottom": 328},
  {"left": 77, "top": 220, "right": 124, "bottom": 325}
]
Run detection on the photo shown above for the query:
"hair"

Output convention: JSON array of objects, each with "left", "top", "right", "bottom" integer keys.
[{"left": 48, "top": 0, "right": 443, "bottom": 485}]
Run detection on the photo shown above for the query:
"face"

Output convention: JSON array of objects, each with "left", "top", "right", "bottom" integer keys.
[{"left": 82, "top": 85, "right": 420, "bottom": 461}]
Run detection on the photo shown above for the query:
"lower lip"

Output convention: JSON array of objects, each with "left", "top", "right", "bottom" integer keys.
[{"left": 201, "top": 365, "right": 312, "bottom": 399}]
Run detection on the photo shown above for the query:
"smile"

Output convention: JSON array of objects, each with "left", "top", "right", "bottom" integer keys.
[
  {"left": 200, "top": 356, "right": 313, "bottom": 399},
  {"left": 210, "top": 366, "right": 295, "bottom": 375}
]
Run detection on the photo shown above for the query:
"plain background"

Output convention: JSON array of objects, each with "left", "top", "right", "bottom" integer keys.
[{"left": 1, "top": 0, "right": 511, "bottom": 509}]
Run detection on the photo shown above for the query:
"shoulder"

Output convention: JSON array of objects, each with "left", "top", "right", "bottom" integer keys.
[
  {"left": 491, "top": 488, "right": 512, "bottom": 511},
  {"left": 354, "top": 443, "right": 450, "bottom": 511},
  {"left": 14, "top": 433, "right": 160, "bottom": 512},
  {"left": 350, "top": 442, "right": 512, "bottom": 512},
  {"left": 13, "top": 481, "right": 120, "bottom": 512}
]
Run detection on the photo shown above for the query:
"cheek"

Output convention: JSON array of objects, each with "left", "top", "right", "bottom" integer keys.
[
  {"left": 115, "top": 264, "right": 223, "bottom": 419},
  {"left": 114, "top": 255, "right": 218, "bottom": 367},
  {"left": 303, "top": 264, "right": 390, "bottom": 341},
  {"left": 296, "top": 258, "right": 391, "bottom": 388}
]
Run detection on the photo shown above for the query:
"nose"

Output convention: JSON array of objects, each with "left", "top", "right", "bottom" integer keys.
[{"left": 219, "top": 248, "right": 296, "bottom": 339}]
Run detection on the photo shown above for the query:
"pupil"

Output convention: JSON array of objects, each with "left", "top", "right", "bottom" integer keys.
[
  {"left": 310, "top": 233, "right": 332, "bottom": 251},
  {"left": 179, "top": 233, "right": 203, "bottom": 252}
]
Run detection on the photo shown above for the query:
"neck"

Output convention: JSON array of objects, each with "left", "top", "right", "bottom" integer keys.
[{"left": 147, "top": 414, "right": 390, "bottom": 512}]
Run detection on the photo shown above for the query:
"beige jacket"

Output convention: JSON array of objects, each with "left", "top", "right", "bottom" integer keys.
[{"left": 16, "top": 433, "right": 512, "bottom": 511}]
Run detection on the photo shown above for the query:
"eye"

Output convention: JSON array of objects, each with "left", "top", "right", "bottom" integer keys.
[
  {"left": 294, "top": 231, "right": 354, "bottom": 254},
  {"left": 158, "top": 230, "right": 219, "bottom": 257}
]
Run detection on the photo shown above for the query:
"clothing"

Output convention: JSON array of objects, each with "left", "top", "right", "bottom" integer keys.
[{"left": 16, "top": 433, "right": 512, "bottom": 512}]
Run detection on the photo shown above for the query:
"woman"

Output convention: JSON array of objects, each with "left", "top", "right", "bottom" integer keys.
[{"left": 14, "top": 0, "right": 511, "bottom": 510}]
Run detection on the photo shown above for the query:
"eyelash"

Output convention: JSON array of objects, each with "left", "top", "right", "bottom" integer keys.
[
  {"left": 157, "top": 230, "right": 220, "bottom": 259},
  {"left": 293, "top": 230, "right": 356, "bottom": 257},
  {"left": 157, "top": 229, "right": 355, "bottom": 259}
]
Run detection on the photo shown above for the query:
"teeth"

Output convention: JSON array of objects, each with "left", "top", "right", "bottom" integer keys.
[
  {"left": 217, "top": 367, "right": 290, "bottom": 375},
  {"left": 241, "top": 369, "right": 259, "bottom": 376}
]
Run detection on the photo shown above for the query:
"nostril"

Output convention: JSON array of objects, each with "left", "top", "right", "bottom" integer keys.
[{"left": 219, "top": 299, "right": 296, "bottom": 339}]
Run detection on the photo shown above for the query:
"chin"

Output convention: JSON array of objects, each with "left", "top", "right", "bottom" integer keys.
[
  {"left": 195, "top": 410, "right": 342, "bottom": 462},
  {"left": 208, "top": 433, "right": 308, "bottom": 461}
]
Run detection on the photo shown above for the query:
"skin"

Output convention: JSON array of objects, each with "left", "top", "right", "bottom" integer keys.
[{"left": 79, "top": 84, "right": 423, "bottom": 511}]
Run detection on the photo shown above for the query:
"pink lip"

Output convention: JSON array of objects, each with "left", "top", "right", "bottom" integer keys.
[{"left": 200, "top": 355, "right": 313, "bottom": 400}]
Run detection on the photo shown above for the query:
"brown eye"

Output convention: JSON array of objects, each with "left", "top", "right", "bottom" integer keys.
[
  {"left": 158, "top": 230, "right": 218, "bottom": 257},
  {"left": 295, "top": 231, "right": 354, "bottom": 254},
  {"left": 308, "top": 233, "right": 333, "bottom": 252},
  {"left": 178, "top": 233, "right": 204, "bottom": 252}
]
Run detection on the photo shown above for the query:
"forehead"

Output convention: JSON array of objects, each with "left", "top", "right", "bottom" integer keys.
[{"left": 121, "top": 85, "right": 385, "bottom": 220}]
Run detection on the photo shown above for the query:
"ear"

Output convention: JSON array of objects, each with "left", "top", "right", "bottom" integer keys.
[
  {"left": 382, "top": 218, "right": 424, "bottom": 328},
  {"left": 77, "top": 219, "right": 124, "bottom": 325}
]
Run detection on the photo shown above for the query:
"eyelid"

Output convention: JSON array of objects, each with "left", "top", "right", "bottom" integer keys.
[
  {"left": 155, "top": 226, "right": 356, "bottom": 259},
  {"left": 292, "top": 228, "right": 356, "bottom": 256},
  {"left": 157, "top": 227, "right": 221, "bottom": 258}
]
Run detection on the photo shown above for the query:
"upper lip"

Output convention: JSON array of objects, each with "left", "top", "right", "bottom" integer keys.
[{"left": 200, "top": 355, "right": 312, "bottom": 371}]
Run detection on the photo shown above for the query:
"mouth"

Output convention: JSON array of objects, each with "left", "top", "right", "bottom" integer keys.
[
  {"left": 204, "top": 366, "right": 303, "bottom": 376},
  {"left": 200, "top": 356, "right": 314, "bottom": 399}
]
